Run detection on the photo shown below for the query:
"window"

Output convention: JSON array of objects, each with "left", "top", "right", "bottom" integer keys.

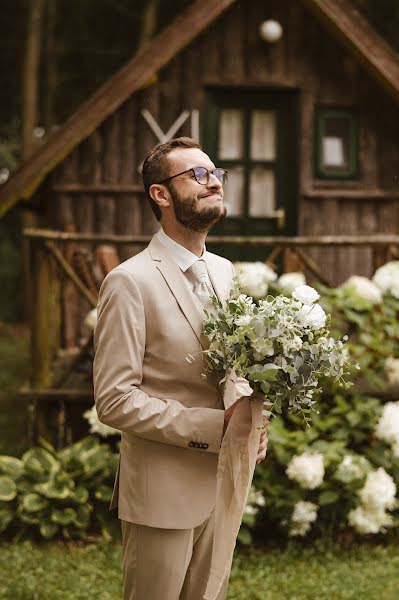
[
  {"left": 216, "top": 107, "right": 278, "bottom": 219},
  {"left": 315, "top": 108, "right": 358, "bottom": 179}
]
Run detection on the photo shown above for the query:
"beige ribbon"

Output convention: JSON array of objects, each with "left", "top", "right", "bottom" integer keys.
[{"left": 204, "top": 374, "right": 264, "bottom": 600}]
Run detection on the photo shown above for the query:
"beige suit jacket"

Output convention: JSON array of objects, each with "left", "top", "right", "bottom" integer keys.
[{"left": 93, "top": 235, "right": 235, "bottom": 529}]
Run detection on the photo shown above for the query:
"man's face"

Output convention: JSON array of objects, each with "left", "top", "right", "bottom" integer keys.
[{"left": 164, "top": 148, "right": 227, "bottom": 232}]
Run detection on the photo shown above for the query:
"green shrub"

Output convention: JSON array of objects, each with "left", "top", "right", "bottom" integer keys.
[{"left": 0, "top": 436, "right": 119, "bottom": 540}]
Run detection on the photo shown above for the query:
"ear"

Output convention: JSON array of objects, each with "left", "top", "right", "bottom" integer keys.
[{"left": 149, "top": 184, "right": 172, "bottom": 211}]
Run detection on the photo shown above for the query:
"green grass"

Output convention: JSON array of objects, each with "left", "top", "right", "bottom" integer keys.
[
  {"left": 0, "top": 322, "right": 31, "bottom": 456},
  {"left": 1, "top": 540, "right": 399, "bottom": 599}
]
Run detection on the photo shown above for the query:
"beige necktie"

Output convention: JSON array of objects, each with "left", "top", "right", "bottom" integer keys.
[{"left": 187, "top": 259, "right": 214, "bottom": 309}]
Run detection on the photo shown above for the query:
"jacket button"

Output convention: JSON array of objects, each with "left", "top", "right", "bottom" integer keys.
[
  {"left": 188, "top": 441, "right": 195, "bottom": 448},
  {"left": 202, "top": 443, "right": 209, "bottom": 450}
]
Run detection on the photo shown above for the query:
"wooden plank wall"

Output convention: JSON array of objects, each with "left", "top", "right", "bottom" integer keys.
[{"left": 45, "top": 0, "right": 399, "bottom": 345}]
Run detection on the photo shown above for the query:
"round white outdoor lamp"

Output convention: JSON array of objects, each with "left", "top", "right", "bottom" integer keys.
[{"left": 259, "top": 20, "right": 283, "bottom": 43}]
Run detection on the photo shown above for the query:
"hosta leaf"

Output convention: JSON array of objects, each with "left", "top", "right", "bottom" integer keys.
[
  {"left": 0, "top": 507, "right": 14, "bottom": 532},
  {"left": 40, "top": 521, "right": 58, "bottom": 539},
  {"left": 73, "top": 504, "right": 92, "bottom": 528},
  {"left": 0, "top": 476, "right": 17, "bottom": 501},
  {"left": 0, "top": 456, "right": 24, "bottom": 478},
  {"left": 22, "top": 448, "right": 60, "bottom": 481},
  {"left": 22, "top": 492, "right": 49, "bottom": 512},
  {"left": 34, "top": 480, "right": 72, "bottom": 499},
  {"left": 51, "top": 507, "right": 77, "bottom": 525},
  {"left": 94, "top": 484, "right": 113, "bottom": 502},
  {"left": 71, "top": 486, "right": 89, "bottom": 504}
]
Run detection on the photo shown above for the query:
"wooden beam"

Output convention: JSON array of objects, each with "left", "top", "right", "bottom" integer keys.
[
  {"left": 303, "top": 0, "right": 399, "bottom": 104},
  {"left": 23, "top": 228, "right": 399, "bottom": 247},
  {"left": 44, "top": 240, "right": 98, "bottom": 307},
  {"left": 303, "top": 188, "right": 399, "bottom": 200},
  {"left": 53, "top": 184, "right": 145, "bottom": 194},
  {"left": 0, "top": 0, "right": 237, "bottom": 218}
]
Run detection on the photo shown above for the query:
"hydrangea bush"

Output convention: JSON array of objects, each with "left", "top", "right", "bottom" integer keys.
[{"left": 234, "top": 261, "right": 399, "bottom": 543}]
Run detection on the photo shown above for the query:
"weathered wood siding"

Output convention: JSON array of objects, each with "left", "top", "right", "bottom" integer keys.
[{"left": 48, "top": 0, "right": 399, "bottom": 298}]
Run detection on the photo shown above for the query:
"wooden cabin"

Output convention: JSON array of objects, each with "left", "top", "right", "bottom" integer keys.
[{"left": 1, "top": 0, "right": 399, "bottom": 444}]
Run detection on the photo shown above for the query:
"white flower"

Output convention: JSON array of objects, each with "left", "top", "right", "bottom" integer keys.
[
  {"left": 297, "top": 304, "right": 327, "bottom": 330},
  {"left": 289, "top": 501, "right": 318, "bottom": 537},
  {"left": 359, "top": 468, "right": 396, "bottom": 512},
  {"left": 84, "top": 308, "right": 98, "bottom": 331},
  {"left": 234, "top": 262, "right": 277, "bottom": 299},
  {"left": 292, "top": 285, "right": 320, "bottom": 305},
  {"left": 373, "top": 261, "right": 399, "bottom": 298},
  {"left": 244, "top": 486, "right": 265, "bottom": 518},
  {"left": 348, "top": 505, "right": 393, "bottom": 534},
  {"left": 336, "top": 454, "right": 369, "bottom": 480},
  {"left": 375, "top": 402, "right": 399, "bottom": 450},
  {"left": 341, "top": 275, "right": 382, "bottom": 304},
  {"left": 286, "top": 453, "right": 325, "bottom": 489},
  {"left": 277, "top": 272, "right": 306, "bottom": 295},
  {"left": 385, "top": 358, "right": 399, "bottom": 386},
  {"left": 83, "top": 405, "right": 119, "bottom": 437}
]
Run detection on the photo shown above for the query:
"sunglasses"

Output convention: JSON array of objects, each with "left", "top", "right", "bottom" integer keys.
[{"left": 157, "top": 166, "right": 228, "bottom": 186}]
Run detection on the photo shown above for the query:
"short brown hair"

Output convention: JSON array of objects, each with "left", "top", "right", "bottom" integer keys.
[{"left": 142, "top": 137, "right": 201, "bottom": 221}]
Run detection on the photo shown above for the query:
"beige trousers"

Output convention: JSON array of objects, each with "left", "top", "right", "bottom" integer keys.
[{"left": 121, "top": 511, "right": 231, "bottom": 600}]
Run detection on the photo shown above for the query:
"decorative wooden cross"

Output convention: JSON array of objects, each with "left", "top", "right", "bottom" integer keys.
[{"left": 138, "top": 109, "right": 199, "bottom": 172}]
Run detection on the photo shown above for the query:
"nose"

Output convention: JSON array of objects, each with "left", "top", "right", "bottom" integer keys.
[{"left": 207, "top": 172, "right": 223, "bottom": 191}]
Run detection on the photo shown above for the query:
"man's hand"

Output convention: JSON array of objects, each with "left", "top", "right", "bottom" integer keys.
[
  {"left": 222, "top": 397, "right": 246, "bottom": 436},
  {"left": 256, "top": 428, "right": 268, "bottom": 464}
]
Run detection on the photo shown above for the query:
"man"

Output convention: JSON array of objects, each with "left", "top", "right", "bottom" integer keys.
[{"left": 93, "top": 137, "right": 267, "bottom": 600}]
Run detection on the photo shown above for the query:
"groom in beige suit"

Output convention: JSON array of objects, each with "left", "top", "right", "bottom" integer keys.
[{"left": 93, "top": 137, "right": 267, "bottom": 600}]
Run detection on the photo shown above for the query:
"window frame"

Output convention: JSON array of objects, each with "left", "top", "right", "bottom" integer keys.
[{"left": 314, "top": 107, "right": 358, "bottom": 180}]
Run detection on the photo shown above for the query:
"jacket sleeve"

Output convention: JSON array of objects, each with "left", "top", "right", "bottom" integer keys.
[{"left": 93, "top": 268, "right": 225, "bottom": 453}]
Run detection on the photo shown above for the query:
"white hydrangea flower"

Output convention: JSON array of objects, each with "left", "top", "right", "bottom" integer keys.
[
  {"left": 375, "top": 401, "right": 399, "bottom": 444},
  {"left": 83, "top": 405, "right": 119, "bottom": 437},
  {"left": 244, "top": 486, "right": 265, "bottom": 517},
  {"left": 84, "top": 308, "right": 98, "bottom": 331},
  {"left": 336, "top": 454, "right": 369, "bottom": 480},
  {"left": 385, "top": 358, "right": 399, "bottom": 386},
  {"left": 292, "top": 285, "right": 320, "bottom": 305},
  {"left": 286, "top": 453, "right": 325, "bottom": 489},
  {"left": 372, "top": 261, "right": 399, "bottom": 298},
  {"left": 359, "top": 468, "right": 396, "bottom": 512},
  {"left": 348, "top": 505, "right": 393, "bottom": 534},
  {"left": 277, "top": 272, "right": 306, "bottom": 295},
  {"left": 234, "top": 262, "right": 277, "bottom": 299},
  {"left": 341, "top": 275, "right": 382, "bottom": 304},
  {"left": 297, "top": 303, "right": 327, "bottom": 330},
  {"left": 289, "top": 501, "right": 318, "bottom": 537}
]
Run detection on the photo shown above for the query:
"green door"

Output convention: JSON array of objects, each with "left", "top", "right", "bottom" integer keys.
[{"left": 203, "top": 88, "right": 300, "bottom": 261}]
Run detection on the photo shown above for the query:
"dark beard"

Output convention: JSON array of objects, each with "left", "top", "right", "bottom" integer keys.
[{"left": 167, "top": 183, "right": 227, "bottom": 233}]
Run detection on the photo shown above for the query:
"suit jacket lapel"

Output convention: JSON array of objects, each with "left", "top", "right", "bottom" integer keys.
[{"left": 149, "top": 236, "right": 208, "bottom": 348}]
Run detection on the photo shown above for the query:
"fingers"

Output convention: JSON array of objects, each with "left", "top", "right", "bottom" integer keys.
[{"left": 256, "top": 431, "right": 268, "bottom": 464}]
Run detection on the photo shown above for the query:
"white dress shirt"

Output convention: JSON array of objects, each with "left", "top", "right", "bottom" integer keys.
[{"left": 155, "top": 227, "right": 214, "bottom": 295}]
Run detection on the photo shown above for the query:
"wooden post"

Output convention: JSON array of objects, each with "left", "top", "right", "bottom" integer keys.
[{"left": 31, "top": 240, "right": 57, "bottom": 443}]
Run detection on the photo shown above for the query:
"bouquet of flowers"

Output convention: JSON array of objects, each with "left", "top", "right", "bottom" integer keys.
[{"left": 202, "top": 283, "right": 355, "bottom": 424}]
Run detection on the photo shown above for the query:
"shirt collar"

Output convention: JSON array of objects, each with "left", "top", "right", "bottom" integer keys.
[{"left": 155, "top": 227, "right": 207, "bottom": 272}]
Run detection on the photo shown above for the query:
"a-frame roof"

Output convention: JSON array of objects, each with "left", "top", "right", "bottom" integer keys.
[{"left": 1, "top": 0, "right": 399, "bottom": 218}]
